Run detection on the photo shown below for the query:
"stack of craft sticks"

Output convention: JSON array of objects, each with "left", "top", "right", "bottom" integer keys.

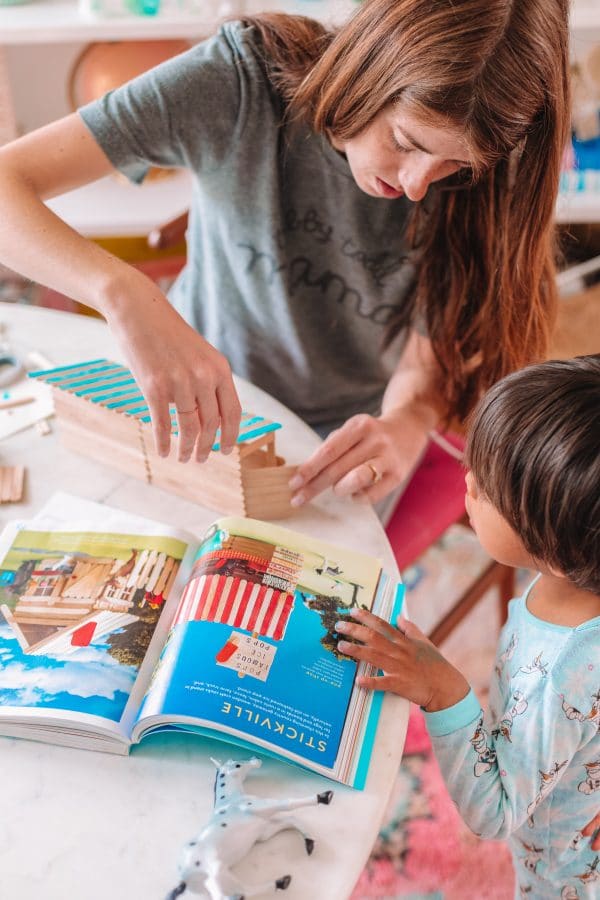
[
  {"left": 30, "top": 359, "right": 297, "bottom": 519},
  {"left": 0, "top": 465, "right": 24, "bottom": 503}
]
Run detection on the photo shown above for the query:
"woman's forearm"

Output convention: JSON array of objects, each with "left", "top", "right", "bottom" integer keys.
[
  {"left": 0, "top": 167, "right": 154, "bottom": 318},
  {"left": 0, "top": 112, "right": 158, "bottom": 319},
  {"left": 381, "top": 329, "right": 444, "bottom": 432}
]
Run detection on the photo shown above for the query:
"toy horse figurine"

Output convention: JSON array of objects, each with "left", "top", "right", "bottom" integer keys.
[{"left": 166, "top": 757, "right": 333, "bottom": 900}]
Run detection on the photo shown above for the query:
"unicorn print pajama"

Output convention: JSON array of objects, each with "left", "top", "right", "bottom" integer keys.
[{"left": 424, "top": 583, "right": 600, "bottom": 899}]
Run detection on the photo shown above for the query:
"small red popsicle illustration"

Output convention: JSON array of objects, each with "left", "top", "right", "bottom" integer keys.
[{"left": 216, "top": 635, "right": 240, "bottom": 663}]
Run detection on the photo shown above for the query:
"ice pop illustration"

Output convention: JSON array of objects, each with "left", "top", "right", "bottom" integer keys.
[{"left": 216, "top": 635, "right": 240, "bottom": 663}]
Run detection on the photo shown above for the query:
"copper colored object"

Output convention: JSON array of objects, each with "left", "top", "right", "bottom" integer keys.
[{"left": 68, "top": 40, "right": 191, "bottom": 108}]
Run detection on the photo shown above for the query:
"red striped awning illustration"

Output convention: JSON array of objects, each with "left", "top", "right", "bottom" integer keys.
[{"left": 173, "top": 574, "right": 294, "bottom": 640}]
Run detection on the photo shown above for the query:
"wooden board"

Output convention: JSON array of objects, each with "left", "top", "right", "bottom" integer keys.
[{"left": 0, "top": 465, "right": 25, "bottom": 503}]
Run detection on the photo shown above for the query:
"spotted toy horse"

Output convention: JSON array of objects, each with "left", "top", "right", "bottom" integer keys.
[{"left": 166, "top": 757, "right": 333, "bottom": 899}]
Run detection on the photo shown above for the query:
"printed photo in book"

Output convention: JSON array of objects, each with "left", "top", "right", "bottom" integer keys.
[
  {"left": 0, "top": 497, "right": 402, "bottom": 788},
  {"left": 0, "top": 512, "right": 188, "bottom": 741}
]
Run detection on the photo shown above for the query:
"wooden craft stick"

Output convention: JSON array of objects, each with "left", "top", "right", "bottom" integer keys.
[
  {"left": 35, "top": 418, "right": 52, "bottom": 436},
  {"left": 0, "top": 465, "right": 24, "bottom": 502},
  {"left": 10, "top": 466, "right": 20, "bottom": 501},
  {"left": 0, "top": 396, "right": 35, "bottom": 411}
]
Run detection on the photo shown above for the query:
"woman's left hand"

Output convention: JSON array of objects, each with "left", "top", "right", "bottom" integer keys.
[{"left": 288, "top": 406, "right": 431, "bottom": 507}]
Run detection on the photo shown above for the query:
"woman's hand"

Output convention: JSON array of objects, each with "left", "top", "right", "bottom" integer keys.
[
  {"left": 288, "top": 406, "right": 431, "bottom": 507},
  {"left": 105, "top": 274, "right": 241, "bottom": 463},
  {"left": 0, "top": 117, "right": 241, "bottom": 464},
  {"left": 335, "top": 609, "right": 470, "bottom": 712}
]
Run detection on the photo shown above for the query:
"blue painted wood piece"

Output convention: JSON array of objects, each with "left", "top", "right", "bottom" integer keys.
[
  {"left": 29, "top": 358, "right": 282, "bottom": 449},
  {"left": 45, "top": 363, "right": 126, "bottom": 387},
  {"left": 27, "top": 358, "right": 107, "bottom": 378}
]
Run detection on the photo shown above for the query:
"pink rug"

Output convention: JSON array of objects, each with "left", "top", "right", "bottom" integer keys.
[{"left": 351, "top": 707, "right": 514, "bottom": 900}]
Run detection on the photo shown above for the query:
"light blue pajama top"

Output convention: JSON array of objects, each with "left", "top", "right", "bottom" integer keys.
[{"left": 424, "top": 580, "right": 600, "bottom": 899}]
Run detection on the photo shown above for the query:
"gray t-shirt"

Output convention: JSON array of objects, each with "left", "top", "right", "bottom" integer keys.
[{"left": 79, "top": 21, "right": 415, "bottom": 431}]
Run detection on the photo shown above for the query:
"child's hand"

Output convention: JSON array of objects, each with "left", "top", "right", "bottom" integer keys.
[{"left": 335, "top": 609, "right": 470, "bottom": 712}]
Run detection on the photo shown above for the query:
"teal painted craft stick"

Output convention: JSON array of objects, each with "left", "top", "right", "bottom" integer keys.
[
  {"left": 105, "top": 392, "right": 145, "bottom": 409},
  {"left": 239, "top": 416, "right": 264, "bottom": 430},
  {"left": 141, "top": 419, "right": 282, "bottom": 438},
  {"left": 168, "top": 412, "right": 257, "bottom": 432},
  {"left": 99, "top": 395, "right": 144, "bottom": 409},
  {"left": 123, "top": 404, "right": 149, "bottom": 416},
  {"left": 208, "top": 412, "right": 253, "bottom": 440},
  {"left": 28, "top": 358, "right": 107, "bottom": 378},
  {"left": 50, "top": 366, "right": 127, "bottom": 389},
  {"left": 212, "top": 421, "right": 281, "bottom": 451},
  {"left": 239, "top": 422, "right": 281, "bottom": 441},
  {"left": 89, "top": 390, "right": 139, "bottom": 405},
  {"left": 171, "top": 421, "right": 281, "bottom": 447},
  {"left": 74, "top": 377, "right": 136, "bottom": 397}
]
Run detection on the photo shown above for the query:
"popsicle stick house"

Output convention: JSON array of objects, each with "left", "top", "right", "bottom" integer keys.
[
  {"left": 1, "top": 546, "right": 180, "bottom": 656},
  {"left": 30, "top": 359, "right": 297, "bottom": 519}
]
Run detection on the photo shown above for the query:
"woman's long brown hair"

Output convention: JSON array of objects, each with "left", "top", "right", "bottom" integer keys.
[{"left": 241, "top": 0, "right": 570, "bottom": 422}]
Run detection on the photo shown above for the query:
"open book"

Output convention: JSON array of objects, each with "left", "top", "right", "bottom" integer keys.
[{"left": 0, "top": 494, "right": 402, "bottom": 788}]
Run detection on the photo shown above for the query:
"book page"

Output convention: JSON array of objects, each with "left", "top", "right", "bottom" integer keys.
[
  {"left": 0, "top": 498, "right": 195, "bottom": 742},
  {"left": 134, "top": 517, "right": 386, "bottom": 782}
]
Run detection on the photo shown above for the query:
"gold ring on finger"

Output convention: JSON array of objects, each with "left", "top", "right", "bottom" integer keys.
[{"left": 366, "top": 461, "right": 382, "bottom": 485}]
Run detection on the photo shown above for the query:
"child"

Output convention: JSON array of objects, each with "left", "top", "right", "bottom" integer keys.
[{"left": 336, "top": 354, "right": 600, "bottom": 899}]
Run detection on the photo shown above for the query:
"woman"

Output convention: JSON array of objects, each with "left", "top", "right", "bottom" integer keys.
[{"left": 0, "top": 0, "right": 569, "bottom": 510}]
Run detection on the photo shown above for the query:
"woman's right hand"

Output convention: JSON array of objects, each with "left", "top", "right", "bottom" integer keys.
[
  {"left": 0, "top": 114, "right": 242, "bottom": 460},
  {"left": 105, "top": 272, "right": 241, "bottom": 463}
]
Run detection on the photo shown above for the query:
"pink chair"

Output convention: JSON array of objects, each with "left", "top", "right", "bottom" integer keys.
[{"left": 385, "top": 433, "right": 514, "bottom": 646}]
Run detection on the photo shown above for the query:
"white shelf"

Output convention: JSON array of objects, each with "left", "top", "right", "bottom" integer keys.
[
  {"left": 571, "top": 3, "right": 600, "bottom": 31},
  {"left": 556, "top": 191, "right": 600, "bottom": 224},
  {"left": 45, "top": 169, "right": 192, "bottom": 237},
  {"left": 6, "top": 0, "right": 600, "bottom": 229},
  {"left": 0, "top": 0, "right": 353, "bottom": 43},
  {"left": 0, "top": 0, "right": 596, "bottom": 45},
  {"left": 0, "top": 0, "right": 223, "bottom": 43}
]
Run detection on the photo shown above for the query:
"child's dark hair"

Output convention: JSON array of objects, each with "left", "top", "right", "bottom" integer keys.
[{"left": 465, "top": 354, "right": 600, "bottom": 594}]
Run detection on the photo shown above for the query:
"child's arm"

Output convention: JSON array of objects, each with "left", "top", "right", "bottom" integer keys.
[{"left": 337, "top": 608, "right": 594, "bottom": 840}]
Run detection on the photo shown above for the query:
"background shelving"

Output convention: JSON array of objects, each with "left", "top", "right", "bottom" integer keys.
[
  {"left": 1, "top": 0, "right": 599, "bottom": 234},
  {"left": 0, "top": 0, "right": 353, "bottom": 43}
]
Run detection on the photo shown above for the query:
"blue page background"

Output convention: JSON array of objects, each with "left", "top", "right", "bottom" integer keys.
[{"left": 140, "top": 594, "right": 357, "bottom": 769}]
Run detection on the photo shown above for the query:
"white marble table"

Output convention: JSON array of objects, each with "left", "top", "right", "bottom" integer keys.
[{"left": 0, "top": 302, "right": 407, "bottom": 900}]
